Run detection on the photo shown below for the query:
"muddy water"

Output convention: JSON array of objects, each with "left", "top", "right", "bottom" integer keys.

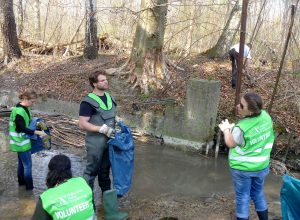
[{"left": 0, "top": 131, "right": 283, "bottom": 219}]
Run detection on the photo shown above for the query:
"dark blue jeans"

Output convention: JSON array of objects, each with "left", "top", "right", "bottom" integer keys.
[
  {"left": 230, "top": 166, "right": 269, "bottom": 219},
  {"left": 17, "top": 150, "right": 33, "bottom": 190},
  {"left": 229, "top": 48, "right": 239, "bottom": 89}
]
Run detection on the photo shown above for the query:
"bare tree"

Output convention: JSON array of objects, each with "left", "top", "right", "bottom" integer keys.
[
  {"left": 184, "top": 0, "right": 197, "bottom": 56},
  {"left": 126, "top": 0, "right": 169, "bottom": 94},
  {"left": 17, "top": 0, "right": 24, "bottom": 37},
  {"left": 34, "top": 0, "right": 41, "bottom": 40},
  {"left": 1, "top": 0, "right": 22, "bottom": 64},
  {"left": 84, "top": 0, "right": 98, "bottom": 60},
  {"left": 206, "top": 0, "right": 240, "bottom": 58}
]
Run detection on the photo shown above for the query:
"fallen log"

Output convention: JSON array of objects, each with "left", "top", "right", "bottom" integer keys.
[{"left": 0, "top": 110, "right": 11, "bottom": 117}]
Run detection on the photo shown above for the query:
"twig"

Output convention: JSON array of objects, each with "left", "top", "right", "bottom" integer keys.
[
  {"left": 255, "top": 71, "right": 270, "bottom": 81},
  {"left": 282, "top": 132, "right": 293, "bottom": 163},
  {"left": 274, "top": 94, "right": 295, "bottom": 103}
]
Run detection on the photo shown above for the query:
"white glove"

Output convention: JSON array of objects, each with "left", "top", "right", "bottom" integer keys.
[
  {"left": 35, "top": 130, "right": 47, "bottom": 138},
  {"left": 218, "top": 119, "right": 235, "bottom": 132},
  {"left": 99, "top": 124, "right": 114, "bottom": 137},
  {"left": 115, "top": 115, "right": 121, "bottom": 123},
  {"left": 106, "top": 127, "right": 114, "bottom": 138}
]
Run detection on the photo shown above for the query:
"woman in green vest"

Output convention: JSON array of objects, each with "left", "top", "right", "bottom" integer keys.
[
  {"left": 9, "top": 90, "right": 47, "bottom": 190},
  {"left": 219, "top": 93, "right": 275, "bottom": 220},
  {"left": 32, "top": 154, "right": 95, "bottom": 220}
]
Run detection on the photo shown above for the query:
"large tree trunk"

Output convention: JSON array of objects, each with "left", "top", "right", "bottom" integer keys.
[
  {"left": 17, "top": 0, "right": 23, "bottom": 37},
  {"left": 1, "top": 0, "right": 22, "bottom": 64},
  {"left": 206, "top": 0, "right": 240, "bottom": 58},
  {"left": 127, "top": 0, "right": 169, "bottom": 94},
  {"left": 34, "top": 0, "right": 41, "bottom": 40},
  {"left": 84, "top": 0, "right": 98, "bottom": 60}
]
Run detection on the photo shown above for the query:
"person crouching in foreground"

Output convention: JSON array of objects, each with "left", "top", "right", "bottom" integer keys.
[
  {"left": 219, "top": 92, "right": 274, "bottom": 220},
  {"left": 31, "top": 154, "right": 95, "bottom": 220}
]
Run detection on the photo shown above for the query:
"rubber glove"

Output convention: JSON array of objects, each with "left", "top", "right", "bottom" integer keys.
[
  {"left": 99, "top": 124, "right": 114, "bottom": 137},
  {"left": 99, "top": 124, "right": 109, "bottom": 134},
  {"left": 35, "top": 130, "right": 47, "bottom": 138},
  {"left": 106, "top": 127, "right": 114, "bottom": 138},
  {"left": 218, "top": 119, "right": 235, "bottom": 132}
]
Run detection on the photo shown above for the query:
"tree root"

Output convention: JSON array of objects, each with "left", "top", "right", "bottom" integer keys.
[{"left": 166, "top": 57, "right": 185, "bottom": 72}]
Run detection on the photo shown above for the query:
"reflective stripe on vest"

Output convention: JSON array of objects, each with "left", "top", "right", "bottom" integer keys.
[
  {"left": 229, "top": 154, "right": 269, "bottom": 162},
  {"left": 88, "top": 92, "right": 112, "bottom": 110},
  {"left": 9, "top": 106, "right": 32, "bottom": 152},
  {"left": 40, "top": 177, "right": 95, "bottom": 220},
  {"left": 229, "top": 110, "right": 274, "bottom": 171},
  {"left": 10, "top": 139, "right": 30, "bottom": 146},
  {"left": 234, "top": 143, "right": 273, "bottom": 155},
  {"left": 9, "top": 131, "right": 26, "bottom": 138}
]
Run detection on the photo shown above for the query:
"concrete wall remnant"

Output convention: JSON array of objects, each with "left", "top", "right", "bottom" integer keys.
[{"left": 163, "top": 79, "right": 220, "bottom": 149}]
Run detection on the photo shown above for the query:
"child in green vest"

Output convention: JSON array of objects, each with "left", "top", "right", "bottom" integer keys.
[{"left": 9, "top": 90, "right": 47, "bottom": 190}]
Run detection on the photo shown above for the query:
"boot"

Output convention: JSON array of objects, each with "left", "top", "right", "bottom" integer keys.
[
  {"left": 25, "top": 178, "right": 34, "bottom": 190},
  {"left": 257, "top": 209, "right": 268, "bottom": 220},
  {"left": 103, "top": 189, "right": 128, "bottom": 220},
  {"left": 18, "top": 177, "right": 26, "bottom": 186}
]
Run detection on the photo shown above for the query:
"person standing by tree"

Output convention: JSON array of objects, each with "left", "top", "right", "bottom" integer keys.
[
  {"left": 228, "top": 43, "right": 252, "bottom": 89},
  {"left": 9, "top": 90, "right": 46, "bottom": 190},
  {"left": 79, "top": 70, "right": 128, "bottom": 219},
  {"left": 219, "top": 92, "right": 274, "bottom": 220}
]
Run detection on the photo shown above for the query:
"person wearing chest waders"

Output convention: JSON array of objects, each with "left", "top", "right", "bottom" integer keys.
[
  {"left": 79, "top": 70, "right": 128, "bottom": 220},
  {"left": 219, "top": 92, "right": 275, "bottom": 220},
  {"left": 9, "top": 90, "right": 47, "bottom": 190},
  {"left": 32, "top": 154, "right": 95, "bottom": 220}
]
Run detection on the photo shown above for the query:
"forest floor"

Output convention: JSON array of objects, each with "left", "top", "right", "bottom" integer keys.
[{"left": 0, "top": 53, "right": 299, "bottom": 219}]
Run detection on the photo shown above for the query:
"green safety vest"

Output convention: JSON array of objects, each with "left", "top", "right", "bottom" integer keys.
[
  {"left": 9, "top": 106, "right": 32, "bottom": 152},
  {"left": 40, "top": 177, "right": 95, "bottom": 220},
  {"left": 229, "top": 110, "right": 275, "bottom": 171},
  {"left": 87, "top": 92, "right": 113, "bottom": 110}
]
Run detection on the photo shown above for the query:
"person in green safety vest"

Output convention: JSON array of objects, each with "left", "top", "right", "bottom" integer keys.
[
  {"left": 79, "top": 70, "right": 128, "bottom": 220},
  {"left": 9, "top": 90, "right": 47, "bottom": 190},
  {"left": 32, "top": 154, "right": 96, "bottom": 220},
  {"left": 79, "top": 70, "right": 116, "bottom": 197},
  {"left": 219, "top": 92, "right": 274, "bottom": 220}
]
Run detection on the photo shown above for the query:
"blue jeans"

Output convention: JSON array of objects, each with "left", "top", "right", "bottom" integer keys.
[
  {"left": 17, "top": 150, "right": 33, "bottom": 190},
  {"left": 230, "top": 166, "right": 269, "bottom": 219}
]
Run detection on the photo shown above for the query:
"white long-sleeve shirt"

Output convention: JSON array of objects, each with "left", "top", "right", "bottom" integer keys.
[{"left": 230, "top": 43, "right": 251, "bottom": 59}]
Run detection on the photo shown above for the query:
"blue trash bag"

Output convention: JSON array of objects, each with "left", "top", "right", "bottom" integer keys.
[
  {"left": 107, "top": 121, "right": 134, "bottom": 197},
  {"left": 26, "top": 117, "right": 51, "bottom": 154},
  {"left": 281, "top": 174, "right": 300, "bottom": 220}
]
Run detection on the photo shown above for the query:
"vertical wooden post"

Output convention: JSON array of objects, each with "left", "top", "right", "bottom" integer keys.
[{"left": 234, "top": 0, "right": 249, "bottom": 114}]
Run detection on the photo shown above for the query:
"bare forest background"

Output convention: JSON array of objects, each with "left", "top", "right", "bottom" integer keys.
[
  {"left": 0, "top": 0, "right": 300, "bottom": 135},
  {"left": 0, "top": 0, "right": 299, "bottom": 64}
]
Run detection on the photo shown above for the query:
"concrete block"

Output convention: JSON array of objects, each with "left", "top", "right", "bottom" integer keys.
[{"left": 163, "top": 79, "right": 220, "bottom": 146}]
